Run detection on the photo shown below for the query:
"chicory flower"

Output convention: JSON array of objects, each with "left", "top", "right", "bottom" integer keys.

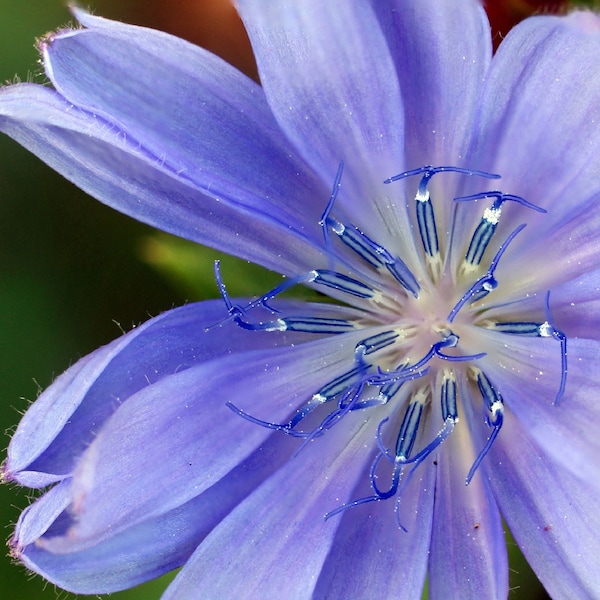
[{"left": 2, "top": 1, "right": 600, "bottom": 598}]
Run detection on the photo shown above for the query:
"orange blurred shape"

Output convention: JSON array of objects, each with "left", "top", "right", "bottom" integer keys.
[
  {"left": 486, "top": 0, "right": 568, "bottom": 46},
  {"left": 117, "top": 0, "right": 257, "bottom": 79},
  {"left": 118, "top": 0, "right": 572, "bottom": 77}
]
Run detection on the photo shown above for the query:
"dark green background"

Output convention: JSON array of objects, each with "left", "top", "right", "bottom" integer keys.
[
  {"left": 3, "top": 1, "right": 592, "bottom": 598},
  {"left": 0, "top": 2, "right": 187, "bottom": 597}
]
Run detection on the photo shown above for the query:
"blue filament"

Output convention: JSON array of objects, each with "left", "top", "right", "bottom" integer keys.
[
  {"left": 369, "top": 331, "right": 485, "bottom": 386},
  {"left": 383, "top": 165, "right": 501, "bottom": 186},
  {"left": 354, "top": 330, "right": 399, "bottom": 365},
  {"left": 543, "top": 292, "right": 567, "bottom": 405}
]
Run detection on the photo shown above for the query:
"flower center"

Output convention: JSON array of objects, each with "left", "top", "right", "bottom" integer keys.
[{"left": 215, "top": 164, "right": 567, "bottom": 523}]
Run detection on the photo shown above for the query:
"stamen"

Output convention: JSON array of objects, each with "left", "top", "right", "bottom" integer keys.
[
  {"left": 277, "top": 317, "right": 356, "bottom": 335},
  {"left": 354, "top": 330, "right": 400, "bottom": 364},
  {"left": 226, "top": 369, "right": 369, "bottom": 440},
  {"left": 309, "top": 366, "right": 370, "bottom": 411},
  {"left": 543, "top": 291, "right": 567, "bottom": 405},
  {"left": 455, "top": 191, "right": 546, "bottom": 269},
  {"left": 359, "top": 390, "right": 430, "bottom": 505},
  {"left": 225, "top": 402, "right": 308, "bottom": 438},
  {"left": 416, "top": 187, "right": 439, "bottom": 258},
  {"left": 215, "top": 260, "right": 373, "bottom": 324},
  {"left": 465, "top": 369, "right": 504, "bottom": 484},
  {"left": 320, "top": 162, "right": 420, "bottom": 297},
  {"left": 212, "top": 261, "right": 362, "bottom": 333},
  {"left": 384, "top": 166, "right": 500, "bottom": 277},
  {"left": 319, "top": 160, "right": 345, "bottom": 256},
  {"left": 441, "top": 369, "right": 458, "bottom": 421},
  {"left": 218, "top": 162, "right": 559, "bottom": 528},
  {"left": 491, "top": 321, "right": 544, "bottom": 335},
  {"left": 455, "top": 190, "right": 545, "bottom": 212},
  {"left": 448, "top": 223, "right": 526, "bottom": 322},
  {"left": 385, "top": 259, "right": 421, "bottom": 298},
  {"left": 386, "top": 371, "right": 459, "bottom": 471},
  {"left": 370, "top": 330, "right": 485, "bottom": 385},
  {"left": 383, "top": 165, "right": 501, "bottom": 185},
  {"left": 312, "top": 270, "right": 374, "bottom": 298},
  {"left": 395, "top": 389, "right": 426, "bottom": 460},
  {"left": 326, "top": 377, "right": 459, "bottom": 525}
]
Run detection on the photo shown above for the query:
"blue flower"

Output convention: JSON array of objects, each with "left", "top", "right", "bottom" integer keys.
[{"left": 2, "top": 2, "right": 600, "bottom": 598}]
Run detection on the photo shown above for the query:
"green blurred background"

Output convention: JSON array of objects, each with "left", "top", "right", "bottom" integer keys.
[{"left": 0, "top": 1, "right": 595, "bottom": 598}]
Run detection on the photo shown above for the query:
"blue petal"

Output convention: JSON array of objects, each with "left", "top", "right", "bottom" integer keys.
[
  {"left": 470, "top": 12, "right": 600, "bottom": 225},
  {"left": 0, "top": 84, "right": 324, "bottom": 275},
  {"left": 162, "top": 411, "right": 376, "bottom": 599},
  {"left": 14, "top": 432, "right": 296, "bottom": 593},
  {"left": 237, "top": 0, "right": 415, "bottom": 260},
  {"left": 44, "top": 10, "right": 327, "bottom": 240},
  {"left": 313, "top": 456, "right": 435, "bottom": 599},
  {"left": 485, "top": 410, "right": 600, "bottom": 599},
  {"left": 13, "top": 479, "right": 72, "bottom": 547},
  {"left": 374, "top": 0, "right": 491, "bottom": 167},
  {"left": 48, "top": 327, "right": 372, "bottom": 547},
  {"left": 5, "top": 299, "right": 358, "bottom": 487},
  {"left": 428, "top": 409, "right": 507, "bottom": 599}
]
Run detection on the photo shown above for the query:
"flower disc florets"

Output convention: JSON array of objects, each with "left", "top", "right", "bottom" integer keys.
[{"left": 219, "top": 163, "right": 566, "bottom": 522}]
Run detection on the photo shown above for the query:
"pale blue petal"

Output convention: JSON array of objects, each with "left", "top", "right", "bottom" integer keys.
[
  {"left": 477, "top": 333, "right": 600, "bottom": 491},
  {"left": 428, "top": 417, "right": 507, "bottom": 600},
  {"left": 163, "top": 411, "right": 375, "bottom": 600},
  {"left": 471, "top": 12, "right": 600, "bottom": 224},
  {"left": 45, "top": 10, "right": 327, "bottom": 234},
  {"left": 6, "top": 299, "right": 359, "bottom": 487},
  {"left": 52, "top": 328, "right": 372, "bottom": 548},
  {"left": 14, "top": 433, "right": 295, "bottom": 594},
  {"left": 13, "top": 480, "right": 72, "bottom": 547},
  {"left": 313, "top": 458, "right": 435, "bottom": 599},
  {"left": 0, "top": 84, "right": 324, "bottom": 275},
  {"left": 453, "top": 13, "right": 600, "bottom": 277},
  {"left": 237, "top": 0, "right": 416, "bottom": 263},
  {"left": 485, "top": 410, "right": 600, "bottom": 599},
  {"left": 374, "top": 0, "right": 491, "bottom": 167}
]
